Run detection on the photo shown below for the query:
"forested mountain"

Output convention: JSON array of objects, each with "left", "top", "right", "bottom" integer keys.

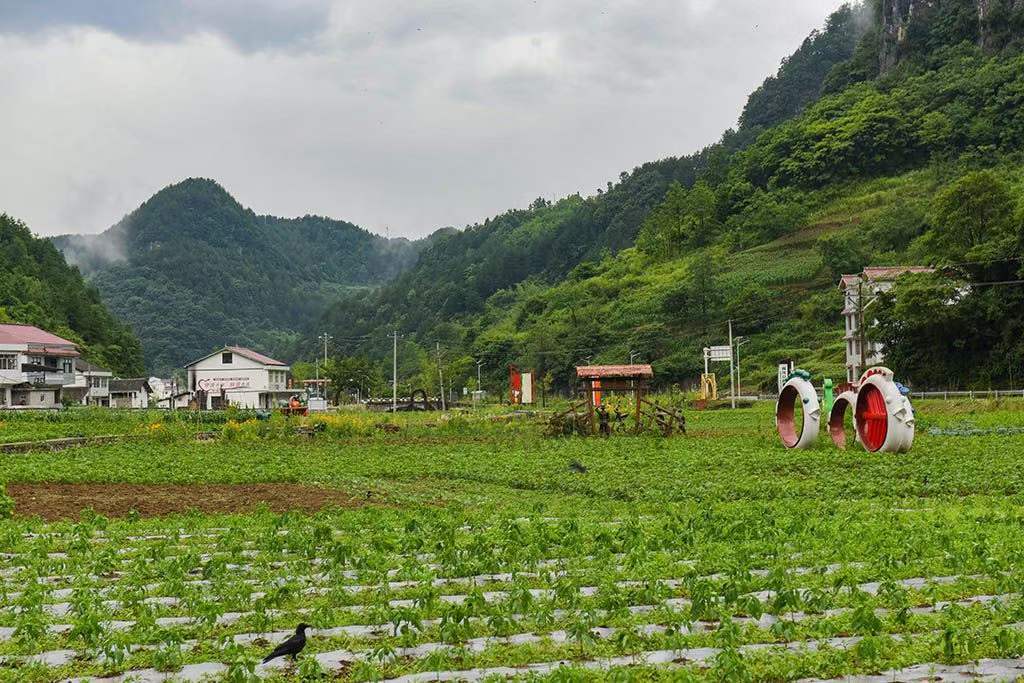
[
  {"left": 53, "top": 179, "right": 423, "bottom": 374},
  {"left": 312, "top": 0, "right": 1024, "bottom": 395},
  {"left": 0, "top": 214, "right": 144, "bottom": 376}
]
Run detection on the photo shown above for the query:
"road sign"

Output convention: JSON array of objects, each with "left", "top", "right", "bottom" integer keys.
[{"left": 707, "top": 345, "right": 732, "bottom": 362}]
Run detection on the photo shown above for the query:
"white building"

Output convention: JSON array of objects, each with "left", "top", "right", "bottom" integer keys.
[
  {"left": 0, "top": 324, "right": 79, "bottom": 408},
  {"left": 185, "top": 346, "right": 292, "bottom": 410},
  {"left": 839, "top": 266, "right": 934, "bottom": 383},
  {"left": 109, "top": 378, "right": 152, "bottom": 409},
  {"left": 65, "top": 359, "right": 113, "bottom": 406}
]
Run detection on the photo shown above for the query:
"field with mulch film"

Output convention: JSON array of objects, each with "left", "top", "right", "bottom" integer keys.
[{"left": 0, "top": 400, "right": 1023, "bottom": 681}]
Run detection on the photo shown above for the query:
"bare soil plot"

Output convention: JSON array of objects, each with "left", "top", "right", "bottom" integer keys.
[{"left": 7, "top": 482, "right": 374, "bottom": 520}]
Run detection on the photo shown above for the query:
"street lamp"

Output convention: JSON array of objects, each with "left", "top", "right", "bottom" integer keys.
[{"left": 473, "top": 359, "right": 486, "bottom": 408}]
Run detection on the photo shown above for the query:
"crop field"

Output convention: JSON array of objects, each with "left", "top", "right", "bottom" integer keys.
[{"left": 0, "top": 400, "right": 1023, "bottom": 681}]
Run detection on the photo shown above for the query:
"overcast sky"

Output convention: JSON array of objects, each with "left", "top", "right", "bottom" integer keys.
[{"left": 0, "top": 1, "right": 844, "bottom": 239}]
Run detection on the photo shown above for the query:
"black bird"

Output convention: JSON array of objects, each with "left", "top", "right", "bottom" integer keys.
[
  {"left": 569, "top": 460, "right": 588, "bottom": 474},
  {"left": 262, "top": 623, "right": 311, "bottom": 664}
]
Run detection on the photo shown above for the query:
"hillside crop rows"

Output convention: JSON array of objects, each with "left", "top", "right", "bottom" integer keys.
[{"left": 0, "top": 399, "right": 1022, "bottom": 680}]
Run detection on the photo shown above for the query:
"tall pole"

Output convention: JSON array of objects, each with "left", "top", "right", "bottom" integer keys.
[
  {"left": 728, "top": 319, "right": 736, "bottom": 409},
  {"left": 436, "top": 342, "right": 446, "bottom": 411},
  {"left": 392, "top": 331, "right": 398, "bottom": 413},
  {"left": 316, "top": 333, "right": 332, "bottom": 399},
  {"left": 857, "top": 279, "right": 867, "bottom": 379},
  {"left": 320, "top": 333, "right": 331, "bottom": 368}
]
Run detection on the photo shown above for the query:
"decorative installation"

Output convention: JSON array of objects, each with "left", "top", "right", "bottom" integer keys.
[{"left": 777, "top": 366, "right": 915, "bottom": 453}]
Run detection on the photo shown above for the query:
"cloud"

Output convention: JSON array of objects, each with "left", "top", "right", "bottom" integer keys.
[
  {"left": 0, "top": 0, "right": 847, "bottom": 239},
  {"left": 0, "top": 0, "right": 331, "bottom": 50}
]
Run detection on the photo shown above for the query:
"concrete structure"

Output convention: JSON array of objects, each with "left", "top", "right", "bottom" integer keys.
[
  {"left": 0, "top": 324, "right": 79, "bottom": 408},
  {"left": 185, "top": 346, "right": 292, "bottom": 410},
  {"left": 65, "top": 359, "right": 113, "bottom": 406},
  {"left": 157, "top": 391, "right": 192, "bottom": 410},
  {"left": 109, "top": 379, "right": 152, "bottom": 409},
  {"left": 839, "top": 266, "right": 934, "bottom": 383}
]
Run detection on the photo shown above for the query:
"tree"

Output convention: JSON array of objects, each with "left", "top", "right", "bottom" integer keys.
[
  {"left": 929, "top": 170, "right": 1017, "bottom": 260},
  {"left": 661, "top": 253, "right": 722, "bottom": 326},
  {"left": 818, "top": 232, "right": 871, "bottom": 280},
  {"left": 325, "top": 356, "right": 383, "bottom": 403},
  {"left": 636, "top": 181, "right": 720, "bottom": 259}
]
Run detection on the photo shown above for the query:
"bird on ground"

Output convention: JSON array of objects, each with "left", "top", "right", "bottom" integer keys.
[
  {"left": 569, "top": 460, "right": 588, "bottom": 474},
  {"left": 262, "top": 623, "right": 311, "bottom": 664}
]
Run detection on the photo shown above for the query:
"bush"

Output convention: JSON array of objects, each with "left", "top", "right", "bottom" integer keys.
[{"left": 0, "top": 484, "right": 13, "bottom": 520}]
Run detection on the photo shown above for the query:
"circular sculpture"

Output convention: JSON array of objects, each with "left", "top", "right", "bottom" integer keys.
[
  {"left": 828, "top": 388, "right": 858, "bottom": 449},
  {"left": 854, "top": 367, "right": 915, "bottom": 453},
  {"left": 775, "top": 372, "right": 820, "bottom": 449}
]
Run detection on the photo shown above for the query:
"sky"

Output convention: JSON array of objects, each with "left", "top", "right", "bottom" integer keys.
[{"left": 0, "top": 1, "right": 845, "bottom": 239}]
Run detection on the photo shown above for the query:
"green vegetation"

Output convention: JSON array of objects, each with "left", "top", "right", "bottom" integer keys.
[
  {"left": 0, "top": 214, "right": 143, "bottom": 376},
  {"left": 51, "top": 179, "right": 425, "bottom": 375},
  {"left": 314, "top": 2, "right": 1024, "bottom": 393},
  {"left": 0, "top": 399, "right": 1023, "bottom": 680}
]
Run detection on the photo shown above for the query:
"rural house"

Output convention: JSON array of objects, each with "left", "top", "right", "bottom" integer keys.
[
  {"left": 65, "top": 359, "right": 113, "bottom": 407},
  {"left": 184, "top": 346, "right": 292, "bottom": 410},
  {"left": 109, "top": 378, "right": 152, "bottom": 409},
  {"left": 839, "top": 266, "right": 934, "bottom": 382},
  {"left": 0, "top": 323, "right": 80, "bottom": 408}
]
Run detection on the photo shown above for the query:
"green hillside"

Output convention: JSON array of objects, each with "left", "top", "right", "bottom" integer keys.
[
  {"left": 314, "top": 0, "right": 1024, "bottom": 394},
  {"left": 52, "top": 179, "right": 424, "bottom": 375},
  {"left": 0, "top": 214, "right": 144, "bottom": 376}
]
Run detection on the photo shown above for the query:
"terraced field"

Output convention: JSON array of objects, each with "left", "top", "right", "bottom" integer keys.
[{"left": 0, "top": 399, "right": 1022, "bottom": 681}]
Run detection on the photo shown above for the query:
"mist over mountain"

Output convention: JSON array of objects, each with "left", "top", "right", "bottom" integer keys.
[
  {"left": 53, "top": 178, "right": 424, "bottom": 374},
  {"left": 1, "top": 214, "right": 144, "bottom": 376}
]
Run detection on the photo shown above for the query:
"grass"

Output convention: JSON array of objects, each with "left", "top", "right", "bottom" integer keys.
[{"left": 0, "top": 399, "right": 1023, "bottom": 681}]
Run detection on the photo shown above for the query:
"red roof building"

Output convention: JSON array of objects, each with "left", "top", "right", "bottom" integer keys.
[
  {"left": 0, "top": 324, "right": 80, "bottom": 408},
  {"left": 0, "top": 323, "right": 78, "bottom": 348}
]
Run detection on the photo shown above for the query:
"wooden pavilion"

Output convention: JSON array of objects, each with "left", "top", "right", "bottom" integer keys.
[{"left": 556, "top": 364, "right": 684, "bottom": 436}]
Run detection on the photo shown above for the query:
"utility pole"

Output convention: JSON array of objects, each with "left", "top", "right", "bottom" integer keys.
[
  {"left": 728, "top": 319, "right": 736, "bottom": 409},
  {"left": 317, "top": 333, "right": 332, "bottom": 399},
  {"left": 436, "top": 342, "right": 446, "bottom": 411},
  {"left": 391, "top": 331, "right": 398, "bottom": 412},
  {"left": 857, "top": 279, "right": 867, "bottom": 379},
  {"left": 319, "top": 333, "right": 332, "bottom": 368},
  {"left": 629, "top": 350, "right": 639, "bottom": 364},
  {"left": 476, "top": 359, "right": 484, "bottom": 392}
]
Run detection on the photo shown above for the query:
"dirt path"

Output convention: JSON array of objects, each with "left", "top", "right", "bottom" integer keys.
[{"left": 7, "top": 483, "right": 375, "bottom": 520}]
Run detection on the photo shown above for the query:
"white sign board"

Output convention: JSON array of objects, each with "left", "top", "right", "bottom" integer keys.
[
  {"left": 197, "top": 376, "right": 251, "bottom": 392},
  {"left": 777, "top": 362, "right": 792, "bottom": 393},
  {"left": 707, "top": 345, "right": 732, "bottom": 362},
  {"left": 308, "top": 397, "right": 328, "bottom": 412},
  {"left": 521, "top": 372, "right": 534, "bottom": 404}
]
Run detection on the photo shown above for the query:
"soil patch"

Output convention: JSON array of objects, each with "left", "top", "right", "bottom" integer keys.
[{"left": 7, "top": 483, "right": 376, "bottom": 520}]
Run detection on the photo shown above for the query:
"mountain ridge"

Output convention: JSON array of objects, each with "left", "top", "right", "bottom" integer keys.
[{"left": 52, "top": 178, "right": 426, "bottom": 374}]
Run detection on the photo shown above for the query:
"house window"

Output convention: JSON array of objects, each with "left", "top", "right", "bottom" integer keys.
[
  {"left": 0, "top": 354, "right": 15, "bottom": 370},
  {"left": 222, "top": 352, "right": 233, "bottom": 364},
  {"left": 62, "top": 359, "right": 73, "bottom": 373}
]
